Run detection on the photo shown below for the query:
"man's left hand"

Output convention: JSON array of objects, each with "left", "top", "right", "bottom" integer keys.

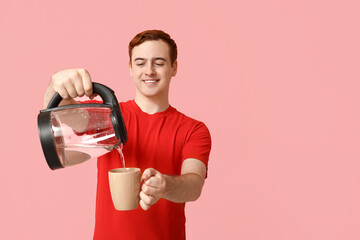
[{"left": 140, "top": 168, "right": 167, "bottom": 211}]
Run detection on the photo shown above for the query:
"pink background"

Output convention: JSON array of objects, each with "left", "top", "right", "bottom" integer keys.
[{"left": 1, "top": 0, "right": 359, "bottom": 239}]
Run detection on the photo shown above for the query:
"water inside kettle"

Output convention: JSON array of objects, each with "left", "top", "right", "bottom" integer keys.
[{"left": 61, "top": 143, "right": 125, "bottom": 168}]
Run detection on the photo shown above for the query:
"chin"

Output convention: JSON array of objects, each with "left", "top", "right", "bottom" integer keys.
[
  {"left": 136, "top": 84, "right": 168, "bottom": 99},
  {"left": 138, "top": 90, "right": 160, "bottom": 98},
  {"left": 143, "top": 93, "right": 161, "bottom": 98}
]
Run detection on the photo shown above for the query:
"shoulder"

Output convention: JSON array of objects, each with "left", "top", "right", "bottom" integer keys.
[
  {"left": 173, "top": 108, "right": 211, "bottom": 138},
  {"left": 174, "top": 107, "right": 207, "bottom": 126},
  {"left": 119, "top": 100, "right": 134, "bottom": 116},
  {"left": 119, "top": 100, "right": 132, "bottom": 110},
  {"left": 177, "top": 109, "right": 212, "bottom": 165}
]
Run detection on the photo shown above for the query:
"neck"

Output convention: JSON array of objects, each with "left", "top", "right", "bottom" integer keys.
[{"left": 134, "top": 92, "right": 170, "bottom": 114}]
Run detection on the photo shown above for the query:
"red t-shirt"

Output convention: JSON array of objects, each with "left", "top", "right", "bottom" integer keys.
[{"left": 93, "top": 100, "right": 211, "bottom": 240}]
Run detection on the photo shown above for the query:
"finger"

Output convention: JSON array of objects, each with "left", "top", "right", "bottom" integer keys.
[
  {"left": 89, "top": 93, "right": 98, "bottom": 100},
  {"left": 145, "top": 177, "right": 161, "bottom": 188},
  {"left": 54, "top": 86, "right": 70, "bottom": 100},
  {"left": 139, "top": 191, "right": 156, "bottom": 205},
  {"left": 79, "top": 68, "right": 93, "bottom": 97},
  {"left": 142, "top": 183, "right": 158, "bottom": 196},
  {"left": 73, "top": 78, "right": 85, "bottom": 97},
  {"left": 139, "top": 199, "right": 150, "bottom": 211},
  {"left": 64, "top": 79, "right": 78, "bottom": 99},
  {"left": 51, "top": 78, "right": 70, "bottom": 100}
]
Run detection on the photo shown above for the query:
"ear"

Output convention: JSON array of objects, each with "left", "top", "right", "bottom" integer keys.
[
  {"left": 172, "top": 60, "right": 177, "bottom": 77},
  {"left": 129, "top": 61, "right": 133, "bottom": 77}
]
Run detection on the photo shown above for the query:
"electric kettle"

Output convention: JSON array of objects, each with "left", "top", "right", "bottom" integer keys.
[{"left": 37, "top": 82, "right": 127, "bottom": 170}]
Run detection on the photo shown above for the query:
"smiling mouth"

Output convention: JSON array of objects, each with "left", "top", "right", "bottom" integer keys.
[{"left": 143, "top": 79, "right": 160, "bottom": 83}]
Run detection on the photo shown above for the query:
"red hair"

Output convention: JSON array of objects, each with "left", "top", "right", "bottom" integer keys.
[{"left": 129, "top": 30, "right": 177, "bottom": 65}]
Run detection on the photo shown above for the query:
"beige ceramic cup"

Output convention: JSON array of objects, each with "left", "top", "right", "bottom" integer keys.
[{"left": 108, "top": 168, "right": 141, "bottom": 211}]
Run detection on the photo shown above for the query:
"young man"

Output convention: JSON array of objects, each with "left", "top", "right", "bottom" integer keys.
[{"left": 44, "top": 30, "right": 211, "bottom": 239}]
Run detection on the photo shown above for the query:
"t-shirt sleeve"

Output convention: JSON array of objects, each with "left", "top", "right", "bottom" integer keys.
[{"left": 181, "top": 122, "right": 212, "bottom": 169}]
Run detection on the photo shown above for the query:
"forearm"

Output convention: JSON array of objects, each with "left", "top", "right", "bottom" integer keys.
[{"left": 163, "top": 173, "right": 204, "bottom": 203}]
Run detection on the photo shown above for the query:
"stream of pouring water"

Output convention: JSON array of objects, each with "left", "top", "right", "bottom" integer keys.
[{"left": 115, "top": 143, "right": 126, "bottom": 171}]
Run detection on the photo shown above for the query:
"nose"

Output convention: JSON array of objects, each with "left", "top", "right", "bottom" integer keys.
[{"left": 145, "top": 63, "right": 155, "bottom": 76}]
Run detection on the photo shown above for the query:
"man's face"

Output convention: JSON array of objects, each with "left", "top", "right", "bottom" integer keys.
[{"left": 129, "top": 40, "right": 177, "bottom": 99}]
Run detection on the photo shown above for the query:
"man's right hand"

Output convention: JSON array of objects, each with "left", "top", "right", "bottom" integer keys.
[{"left": 44, "top": 68, "right": 93, "bottom": 108}]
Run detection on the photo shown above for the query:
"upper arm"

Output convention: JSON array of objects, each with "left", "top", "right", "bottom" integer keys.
[
  {"left": 181, "top": 158, "right": 207, "bottom": 181},
  {"left": 181, "top": 122, "right": 211, "bottom": 180}
]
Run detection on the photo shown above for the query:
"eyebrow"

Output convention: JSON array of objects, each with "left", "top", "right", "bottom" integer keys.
[{"left": 134, "top": 57, "right": 167, "bottom": 62}]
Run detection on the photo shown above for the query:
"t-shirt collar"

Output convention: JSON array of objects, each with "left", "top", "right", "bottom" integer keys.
[{"left": 130, "top": 99, "right": 176, "bottom": 118}]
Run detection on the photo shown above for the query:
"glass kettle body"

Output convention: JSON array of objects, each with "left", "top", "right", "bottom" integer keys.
[{"left": 38, "top": 83, "right": 127, "bottom": 170}]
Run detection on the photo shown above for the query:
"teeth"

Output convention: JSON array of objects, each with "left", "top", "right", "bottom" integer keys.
[{"left": 144, "top": 80, "right": 157, "bottom": 83}]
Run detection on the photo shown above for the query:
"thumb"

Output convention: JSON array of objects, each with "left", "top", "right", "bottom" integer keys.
[{"left": 142, "top": 168, "right": 157, "bottom": 181}]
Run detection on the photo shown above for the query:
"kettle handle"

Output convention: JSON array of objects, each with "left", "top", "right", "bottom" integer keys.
[{"left": 47, "top": 82, "right": 118, "bottom": 108}]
